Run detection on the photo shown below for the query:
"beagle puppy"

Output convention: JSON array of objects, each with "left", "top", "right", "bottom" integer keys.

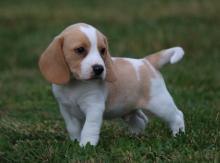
[{"left": 39, "top": 23, "right": 185, "bottom": 147}]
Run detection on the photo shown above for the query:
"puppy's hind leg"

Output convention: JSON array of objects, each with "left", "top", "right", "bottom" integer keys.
[
  {"left": 144, "top": 77, "right": 185, "bottom": 136},
  {"left": 123, "top": 110, "right": 149, "bottom": 135}
]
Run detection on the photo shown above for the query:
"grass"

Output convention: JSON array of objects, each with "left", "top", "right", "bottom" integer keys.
[{"left": 0, "top": 0, "right": 219, "bottom": 162}]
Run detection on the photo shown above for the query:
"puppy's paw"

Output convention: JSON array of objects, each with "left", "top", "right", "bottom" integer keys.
[
  {"left": 129, "top": 125, "right": 145, "bottom": 135},
  {"left": 80, "top": 142, "right": 94, "bottom": 147},
  {"left": 69, "top": 135, "right": 80, "bottom": 142},
  {"left": 170, "top": 111, "right": 185, "bottom": 136},
  {"left": 79, "top": 137, "right": 98, "bottom": 147}
]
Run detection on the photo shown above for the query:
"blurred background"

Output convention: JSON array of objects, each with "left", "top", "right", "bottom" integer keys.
[{"left": 0, "top": 0, "right": 219, "bottom": 162}]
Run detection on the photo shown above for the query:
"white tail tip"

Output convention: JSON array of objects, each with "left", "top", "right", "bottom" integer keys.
[{"left": 169, "top": 47, "right": 185, "bottom": 64}]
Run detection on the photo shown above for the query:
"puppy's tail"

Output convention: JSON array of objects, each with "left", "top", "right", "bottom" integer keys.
[{"left": 145, "top": 47, "right": 184, "bottom": 69}]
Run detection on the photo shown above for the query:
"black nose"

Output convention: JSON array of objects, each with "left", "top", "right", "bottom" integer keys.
[{"left": 93, "top": 64, "right": 104, "bottom": 76}]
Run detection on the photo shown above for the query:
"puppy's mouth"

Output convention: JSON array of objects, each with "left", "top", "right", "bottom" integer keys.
[
  {"left": 75, "top": 75, "right": 104, "bottom": 81},
  {"left": 91, "top": 75, "right": 104, "bottom": 80},
  {"left": 72, "top": 71, "right": 105, "bottom": 81}
]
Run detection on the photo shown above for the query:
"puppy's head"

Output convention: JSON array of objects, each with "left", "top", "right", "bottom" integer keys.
[{"left": 39, "top": 23, "right": 116, "bottom": 84}]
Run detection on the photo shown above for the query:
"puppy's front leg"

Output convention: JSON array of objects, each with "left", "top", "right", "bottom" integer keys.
[
  {"left": 79, "top": 103, "right": 105, "bottom": 147},
  {"left": 59, "top": 103, "right": 83, "bottom": 142}
]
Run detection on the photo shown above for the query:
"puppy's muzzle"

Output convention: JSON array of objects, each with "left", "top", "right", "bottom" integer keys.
[{"left": 92, "top": 64, "right": 104, "bottom": 76}]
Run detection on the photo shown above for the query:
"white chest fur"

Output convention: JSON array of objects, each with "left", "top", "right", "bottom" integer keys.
[{"left": 52, "top": 80, "right": 107, "bottom": 119}]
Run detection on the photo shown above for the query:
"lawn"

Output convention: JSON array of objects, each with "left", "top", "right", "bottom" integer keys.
[{"left": 0, "top": 0, "right": 219, "bottom": 162}]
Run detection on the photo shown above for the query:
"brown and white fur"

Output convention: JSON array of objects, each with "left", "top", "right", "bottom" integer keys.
[{"left": 39, "top": 23, "right": 185, "bottom": 147}]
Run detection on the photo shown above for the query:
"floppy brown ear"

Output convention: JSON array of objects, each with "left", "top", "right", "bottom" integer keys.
[
  {"left": 39, "top": 36, "right": 70, "bottom": 84},
  {"left": 105, "top": 51, "right": 117, "bottom": 82},
  {"left": 103, "top": 37, "right": 116, "bottom": 82}
]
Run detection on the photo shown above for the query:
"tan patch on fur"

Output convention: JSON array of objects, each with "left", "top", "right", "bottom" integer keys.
[
  {"left": 106, "top": 59, "right": 140, "bottom": 111},
  {"left": 61, "top": 27, "right": 91, "bottom": 79},
  {"left": 145, "top": 50, "right": 164, "bottom": 69},
  {"left": 106, "top": 58, "right": 156, "bottom": 113},
  {"left": 137, "top": 64, "right": 152, "bottom": 108}
]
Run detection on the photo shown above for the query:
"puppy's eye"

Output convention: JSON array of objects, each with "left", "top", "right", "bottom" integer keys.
[
  {"left": 74, "top": 47, "right": 86, "bottom": 54},
  {"left": 100, "top": 48, "right": 106, "bottom": 55}
]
